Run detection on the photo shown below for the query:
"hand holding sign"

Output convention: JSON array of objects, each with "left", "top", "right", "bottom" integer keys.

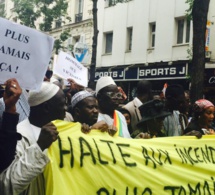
[
  {"left": 3, "top": 78, "right": 22, "bottom": 113},
  {"left": 0, "top": 17, "right": 54, "bottom": 90},
  {"left": 37, "top": 122, "right": 59, "bottom": 151},
  {"left": 67, "top": 78, "right": 85, "bottom": 92}
]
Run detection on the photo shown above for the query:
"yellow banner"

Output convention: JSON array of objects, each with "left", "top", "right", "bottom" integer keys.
[{"left": 44, "top": 120, "right": 215, "bottom": 195}]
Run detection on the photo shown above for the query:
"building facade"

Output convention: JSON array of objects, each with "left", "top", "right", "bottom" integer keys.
[
  {"left": 1, "top": 0, "right": 94, "bottom": 67},
  {"left": 49, "top": 0, "right": 94, "bottom": 67},
  {"left": 96, "top": 0, "right": 215, "bottom": 100}
]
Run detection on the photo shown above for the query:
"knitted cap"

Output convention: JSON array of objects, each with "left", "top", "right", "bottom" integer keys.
[
  {"left": 95, "top": 76, "right": 116, "bottom": 95},
  {"left": 28, "top": 82, "right": 59, "bottom": 107},
  {"left": 193, "top": 99, "right": 214, "bottom": 113},
  {"left": 71, "top": 90, "right": 94, "bottom": 108}
]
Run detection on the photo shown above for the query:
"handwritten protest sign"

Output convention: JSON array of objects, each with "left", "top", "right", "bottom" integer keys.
[
  {"left": 44, "top": 120, "right": 215, "bottom": 195},
  {"left": 0, "top": 17, "right": 54, "bottom": 90},
  {"left": 53, "top": 51, "right": 88, "bottom": 87}
]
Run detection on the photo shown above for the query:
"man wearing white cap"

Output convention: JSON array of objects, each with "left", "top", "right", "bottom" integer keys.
[
  {"left": 71, "top": 90, "right": 98, "bottom": 126},
  {"left": 70, "top": 90, "right": 116, "bottom": 135},
  {"left": 96, "top": 76, "right": 131, "bottom": 138},
  {"left": 0, "top": 82, "right": 65, "bottom": 195}
]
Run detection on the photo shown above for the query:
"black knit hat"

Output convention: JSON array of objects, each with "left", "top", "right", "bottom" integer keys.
[{"left": 165, "top": 84, "right": 184, "bottom": 99}]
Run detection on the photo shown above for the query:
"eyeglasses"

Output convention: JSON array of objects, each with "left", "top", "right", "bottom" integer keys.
[{"left": 105, "top": 92, "right": 123, "bottom": 99}]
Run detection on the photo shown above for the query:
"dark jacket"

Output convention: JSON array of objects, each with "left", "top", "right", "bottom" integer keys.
[
  {"left": 184, "top": 119, "right": 213, "bottom": 135},
  {"left": 0, "top": 112, "right": 21, "bottom": 171}
]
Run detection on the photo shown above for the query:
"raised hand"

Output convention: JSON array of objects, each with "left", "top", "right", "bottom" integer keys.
[
  {"left": 91, "top": 121, "right": 109, "bottom": 132},
  {"left": 184, "top": 130, "right": 202, "bottom": 139},
  {"left": 81, "top": 123, "right": 91, "bottom": 134},
  {"left": 37, "top": 122, "right": 59, "bottom": 151},
  {"left": 67, "top": 78, "right": 85, "bottom": 92},
  {"left": 135, "top": 132, "right": 151, "bottom": 139},
  {"left": 3, "top": 78, "right": 22, "bottom": 113}
]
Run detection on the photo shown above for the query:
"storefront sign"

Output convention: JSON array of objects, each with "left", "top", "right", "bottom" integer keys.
[
  {"left": 139, "top": 65, "right": 186, "bottom": 79},
  {"left": 95, "top": 64, "right": 187, "bottom": 81},
  {"left": 205, "top": 68, "right": 215, "bottom": 86},
  {"left": 95, "top": 68, "right": 124, "bottom": 80}
]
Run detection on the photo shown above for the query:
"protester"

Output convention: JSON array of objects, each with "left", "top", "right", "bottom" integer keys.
[
  {"left": 50, "top": 74, "right": 64, "bottom": 89},
  {"left": 163, "top": 84, "right": 188, "bottom": 136},
  {"left": 96, "top": 76, "right": 130, "bottom": 138},
  {"left": 184, "top": 99, "right": 215, "bottom": 135},
  {"left": 0, "top": 87, "right": 30, "bottom": 125},
  {"left": 0, "top": 82, "right": 64, "bottom": 195},
  {"left": 63, "top": 78, "right": 85, "bottom": 108},
  {"left": 131, "top": 99, "right": 171, "bottom": 138},
  {"left": 0, "top": 78, "right": 22, "bottom": 171},
  {"left": 43, "top": 69, "right": 53, "bottom": 82},
  {"left": 116, "top": 107, "right": 132, "bottom": 134},
  {"left": 124, "top": 80, "right": 152, "bottom": 133},
  {"left": 71, "top": 90, "right": 98, "bottom": 126},
  {"left": 184, "top": 90, "right": 192, "bottom": 121},
  {"left": 71, "top": 90, "right": 116, "bottom": 135},
  {"left": 0, "top": 85, "right": 4, "bottom": 99}
]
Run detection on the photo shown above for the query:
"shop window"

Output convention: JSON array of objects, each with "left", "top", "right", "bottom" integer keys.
[
  {"left": 176, "top": 18, "right": 190, "bottom": 44},
  {"left": 105, "top": 32, "right": 113, "bottom": 54}
]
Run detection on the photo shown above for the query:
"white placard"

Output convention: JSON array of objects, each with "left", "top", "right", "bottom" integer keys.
[
  {"left": 0, "top": 17, "right": 54, "bottom": 90},
  {"left": 53, "top": 51, "right": 88, "bottom": 87}
]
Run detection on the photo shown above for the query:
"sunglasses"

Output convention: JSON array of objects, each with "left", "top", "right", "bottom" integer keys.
[{"left": 105, "top": 92, "right": 123, "bottom": 99}]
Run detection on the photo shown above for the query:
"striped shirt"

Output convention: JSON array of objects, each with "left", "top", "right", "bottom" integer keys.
[{"left": 0, "top": 90, "right": 30, "bottom": 125}]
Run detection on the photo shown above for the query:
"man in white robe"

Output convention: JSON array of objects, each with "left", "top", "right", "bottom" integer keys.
[
  {"left": 96, "top": 76, "right": 130, "bottom": 138},
  {"left": 0, "top": 82, "right": 65, "bottom": 195}
]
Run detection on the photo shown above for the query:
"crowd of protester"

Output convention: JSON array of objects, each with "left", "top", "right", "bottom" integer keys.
[{"left": 0, "top": 72, "right": 214, "bottom": 194}]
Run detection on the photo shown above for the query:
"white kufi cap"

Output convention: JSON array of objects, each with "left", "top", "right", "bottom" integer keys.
[
  {"left": 95, "top": 76, "right": 116, "bottom": 95},
  {"left": 28, "top": 82, "right": 60, "bottom": 107},
  {"left": 71, "top": 90, "right": 93, "bottom": 108}
]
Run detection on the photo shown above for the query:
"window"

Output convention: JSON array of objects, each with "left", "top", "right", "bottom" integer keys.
[
  {"left": 13, "top": 17, "right": 17, "bottom": 22},
  {"left": 150, "top": 23, "right": 156, "bottom": 48},
  {"left": 75, "top": 13, "right": 83, "bottom": 22},
  {"left": 75, "top": 0, "right": 83, "bottom": 22},
  {"left": 105, "top": 32, "right": 113, "bottom": 54},
  {"left": 78, "top": 0, "right": 83, "bottom": 13},
  {"left": 176, "top": 18, "right": 190, "bottom": 44},
  {"left": 55, "top": 19, "right": 62, "bottom": 28},
  {"left": 127, "top": 27, "right": 133, "bottom": 51},
  {"left": 72, "top": 36, "right": 80, "bottom": 50},
  {"left": 107, "top": 0, "right": 128, "bottom": 6},
  {"left": 108, "top": 0, "right": 117, "bottom": 6},
  {"left": 0, "top": 0, "right": 5, "bottom": 16}
]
